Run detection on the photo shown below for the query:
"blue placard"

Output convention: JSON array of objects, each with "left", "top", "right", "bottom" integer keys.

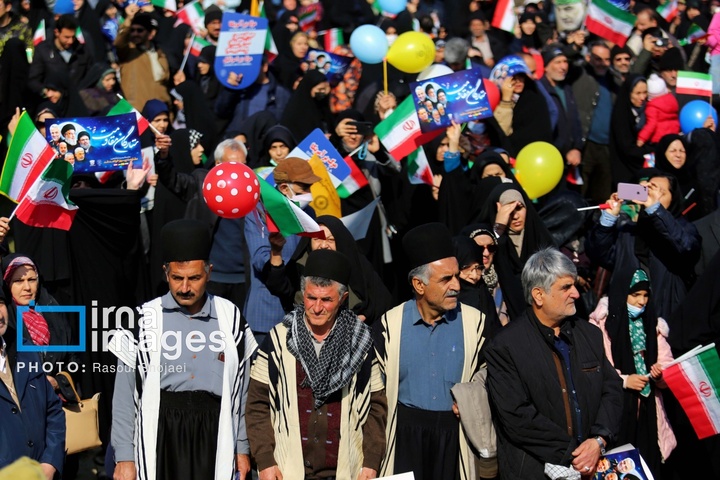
[
  {"left": 290, "top": 129, "right": 351, "bottom": 185},
  {"left": 45, "top": 113, "right": 143, "bottom": 174},
  {"left": 409, "top": 68, "right": 492, "bottom": 134},
  {"left": 303, "top": 49, "right": 353, "bottom": 86},
  {"left": 215, "top": 13, "right": 268, "bottom": 90}
]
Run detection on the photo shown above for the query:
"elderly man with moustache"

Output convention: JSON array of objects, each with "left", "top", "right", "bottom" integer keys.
[
  {"left": 246, "top": 249, "right": 387, "bottom": 480},
  {"left": 485, "top": 247, "right": 622, "bottom": 480},
  {"left": 111, "top": 219, "right": 257, "bottom": 480},
  {"left": 375, "top": 222, "right": 489, "bottom": 480}
]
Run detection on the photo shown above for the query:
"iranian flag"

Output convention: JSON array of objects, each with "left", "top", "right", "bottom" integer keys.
[
  {"left": 108, "top": 97, "right": 150, "bottom": 134},
  {"left": 152, "top": 0, "right": 177, "bottom": 12},
  {"left": 175, "top": 0, "right": 205, "bottom": 34},
  {"left": 14, "top": 160, "right": 77, "bottom": 231},
  {"left": 679, "top": 24, "right": 708, "bottom": 46},
  {"left": 375, "top": 96, "right": 443, "bottom": 161},
  {"left": 677, "top": 71, "right": 712, "bottom": 96},
  {"left": 257, "top": 1, "right": 278, "bottom": 61},
  {"left": 257, "top": 175, "right": 323, "bottom": 237},
  {"left": 492, "top": 0, "right": 516, "bottom": 33},
  {"left": 336, "top": 150, "right": 368, "bottom": 198},
  {"left": 0, "top": 112, "right": 56, "bottom": 203},
  {"left": 664, "top": 344, "right": 720, "bottom": 439},
  {"left": 585, "top": 0, "right": 636, "bottom": 47},
  {"left": 657, "top": 0, "right": 678, "bottom": 22},
  {"left": 33, "top": 19, "right": 45, "bottom": 46},
  {"left": 407, "top": 147, "right": 433, "bottom": 186},
  {"left": 75, "top": 27, "right": 85, "bottom": 44},
  {"left": 298, "top": 3, "right": 321, "bottom": 32},
  {"left": 323, "top": 28, "right": 344, "bottom": 51},
  {"left": 190, "top": 36, "right": 211, "bottom": 56}
]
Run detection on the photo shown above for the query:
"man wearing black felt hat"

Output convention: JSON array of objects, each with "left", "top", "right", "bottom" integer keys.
[
  {"left": 110, "top": 219, "right": 257, "bottom": 480},
  {"left": 246, "top": 249, "right": 387, "bottom": 480},
  {"left": 374, "top": 223, "right": 490, "bottom": 480}
]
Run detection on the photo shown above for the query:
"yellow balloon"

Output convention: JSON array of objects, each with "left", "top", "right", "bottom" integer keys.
[
  {"left": 514, "top": 141, "right": 564, "bottom": 199},
  {"left": 386, "top": 32, "right": 436, "bottom": 73}
]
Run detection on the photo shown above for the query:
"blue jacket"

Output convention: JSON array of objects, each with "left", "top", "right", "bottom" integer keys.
[{"left": 0, "top": 346, "right": 66, "bottom": 473}]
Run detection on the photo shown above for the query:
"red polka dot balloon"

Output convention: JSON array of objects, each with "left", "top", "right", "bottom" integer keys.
[{"left": 202, "top": 162, "right": 260, "bottom": 218}]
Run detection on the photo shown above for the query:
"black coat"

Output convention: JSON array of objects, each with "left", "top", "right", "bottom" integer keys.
[
  {"left": 586, "top": 206, "right": 701, "bottom": 319},
  {"left": 539, "top": 77, "right": 583, "bottom": 156},
  {"left": 28, "top": 39, "right": 94, "bottom": 96},
  {"left": 486, "top": 308, "right": 623, "bottom": 480}
]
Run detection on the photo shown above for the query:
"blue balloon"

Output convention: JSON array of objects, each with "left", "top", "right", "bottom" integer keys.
[
  {"left": 377, "top": 0, "right": 407, "bottom": 15},
  {"left": 680, "top": 100, "right": 718, "bottom": 134},
  {"left": 349, "top": 25, "right": 388, "bottom": 64}
]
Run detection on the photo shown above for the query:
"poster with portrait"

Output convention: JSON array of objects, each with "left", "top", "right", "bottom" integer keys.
[
  {"left": 215, "top": 13, "right": 268, "bottom": 90},
  {"left": 409, "top": 68, "right": 492, "bottom": 134},
  {"left": 303, "top": 49, "right": 353, "bottom": 86},
  {"left": 45, "top": 113, "right": 143, "bottom": 174},
  {"left": 594, "top": 444, "right": 654, "bottom": 480}
]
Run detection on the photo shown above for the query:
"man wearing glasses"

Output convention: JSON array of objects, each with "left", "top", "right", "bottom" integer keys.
[{"left": 114, "top": 4, "right": 170, "bottom": 112}]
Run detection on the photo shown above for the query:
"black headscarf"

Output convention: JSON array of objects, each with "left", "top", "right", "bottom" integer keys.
[
  {"left": 175, "top": 81, "right": 218, "bottom": 153},
  {"left": 507, "top": 76, "right": 554, "bottom": 157},
  {"left": 604, "top": 263, "right": 661, "bottom": 472},
  {"left": 479, "top": 182, "right": 555, "bottom": 320},
  {"left": 271, "top": 25, "right": 305, "bottom": 90},
  {"left": 260, "top": 125, "right": 298, "bottom": 167},
  {"left": 238, "top": 111, "right": 278, "bottom": 169},
  {"left": 75, "top": 0, "right": 107, "bottom": 67},
  {"left": 280, "top": 70, "right": 333, "bottom": 140},
  {"left": 654, "top": 134, "right": 695, "bottom": 203},
  {"left": 611, "top": 74, "right": 652, "bottom": 184}
]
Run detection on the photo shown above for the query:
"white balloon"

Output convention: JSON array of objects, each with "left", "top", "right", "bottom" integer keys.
[{"left": 416, "top": 64, "right": 454, "bottom": 81}]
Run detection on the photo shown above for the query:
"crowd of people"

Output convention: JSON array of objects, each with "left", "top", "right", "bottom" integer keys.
[{"left": 0, "top": 0, "right": 720, "bottom": 479}]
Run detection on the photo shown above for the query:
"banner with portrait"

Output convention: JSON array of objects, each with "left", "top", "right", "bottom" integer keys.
[
  {"left": 303, "top": 49, "right": 353, "bottom": 86},
  {"left": 45, "top": 113, "right": 143, "bottom": 174},
  {"left": 409, "top": 68, "right": 492, "bottom": 134}
]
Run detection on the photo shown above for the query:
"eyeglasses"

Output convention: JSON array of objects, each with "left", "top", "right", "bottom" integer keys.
[{"left": 480, "top": 244, "right": 498, "bottom": 254}]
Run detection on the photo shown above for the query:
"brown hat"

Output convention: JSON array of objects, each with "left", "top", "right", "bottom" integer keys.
[{"left": 274, "top": 157, "right": 321, "bottom": 184}]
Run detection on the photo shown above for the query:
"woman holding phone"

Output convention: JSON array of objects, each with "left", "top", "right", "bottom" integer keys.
[{"left": 586, "top": 169, "right": 701, "bottom": 318}]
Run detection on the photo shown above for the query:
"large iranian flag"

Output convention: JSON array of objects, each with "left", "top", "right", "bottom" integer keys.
[
  {"left": 108, "top": 97, "right": 150, "bottom": 134},
  {"left": 375, "top": 96, "right": 442, "bottom": 161},
  {"left": 664, "top": 344, "right": 720, "bottom": 439},
  {"left": 257, "top": 176, "right": 323, "bottom": 237},
  {"left": 0, "top": 112, "right": 56, "bottom": 202},
  {"left": 585, "top": 0, "right": 636, "bottom": 47},
  {"left": 676, "top": 71, "right": 712, "bottom": 97},
  {"left": 14, "top": 160, "right": 77, "bottom": 231},
  {"left": 175, "top": 0, "right": 205, "bottom": 34}
]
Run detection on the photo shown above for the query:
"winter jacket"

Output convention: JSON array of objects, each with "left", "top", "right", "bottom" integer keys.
[
  {"left": 485, "top": 308, "right": 623, "bottom": 480},
  {"left": 637, "top": 93, "right": 680, "bottom": 144},
  {"left": 28, "top": 39, "right": 95, "bottom": 96}
]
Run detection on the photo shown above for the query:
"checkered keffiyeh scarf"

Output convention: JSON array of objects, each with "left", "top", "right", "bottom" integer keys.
[
  {"left": 284, "top": 304, "right": 372, "bottom": 408},
  {"left": 188, "top": 129, "right": 203, "bottom": 150}
]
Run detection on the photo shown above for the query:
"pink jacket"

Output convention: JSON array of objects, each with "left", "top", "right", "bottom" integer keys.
[
  {"left": 638, "top": 93, "right": 681, "bottom": 144},
  {"left": 706, "top": 12, "right": 720, "bottom": 57},
  {"left": 589, "top": 297, "right": 677, "bottom": 461}
]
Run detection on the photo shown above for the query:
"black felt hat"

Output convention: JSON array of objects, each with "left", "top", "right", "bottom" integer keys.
[
  {"left": 161, "top": 219, "right": 211, "bottom": 263},
  {"left": 303, "top": 249, "right": 351, "bottom": 286},
  {"left": 403, "top": 222, "right": 455, "bottom": 270}
]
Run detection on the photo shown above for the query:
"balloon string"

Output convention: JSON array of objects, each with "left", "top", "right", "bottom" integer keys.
[{"left": 383, "top": 58, "right": 388, "bottom": 95}]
